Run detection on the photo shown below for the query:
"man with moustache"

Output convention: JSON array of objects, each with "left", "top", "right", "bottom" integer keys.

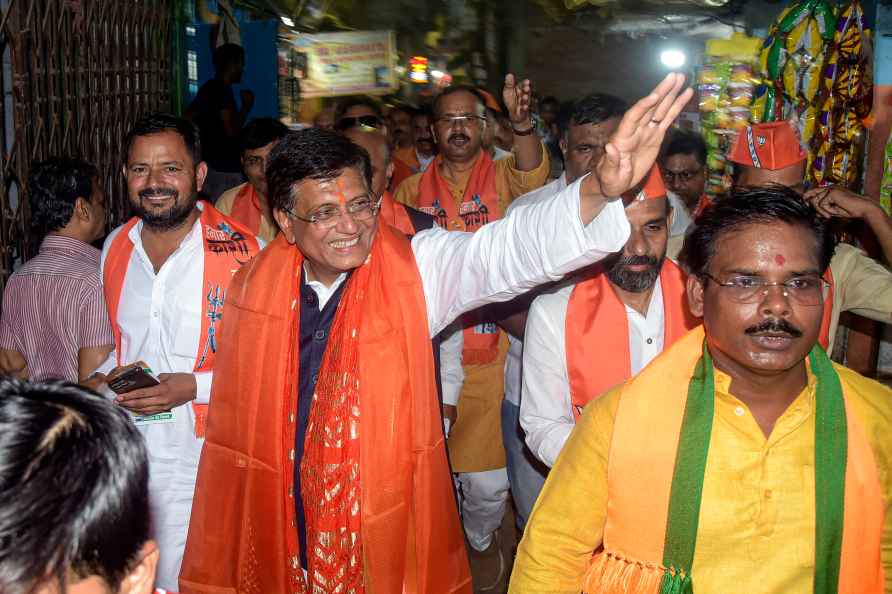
[
  {"left": 180, "top": 74, "right": 693, "bottom": 594},
  {"left": 92, "top": 113, "right": 261, "bottom": 590},
  {"left": 394, "top": 75, "right": 550, "bottom": 585},
  {"left": 722, "top": 121, "right": 892, "bottom": 353},
  {"left": 511, "top": 186, "right": 892, "bottom": 593},
  {"left": 391, "top": 106, "right": 437, "bottom": 190},
  {"left": 499, "top": 92, "right": 628, "bottom": 533},
  {"left": 345, "top": 127, "right": 464, "bottom": 435},
  {"left": 659, "top": 129, "right": 709, "bottom": 221},
  {"left": 520, "top": 168, "right": 698, "bottom": 470},
  {"left": 388, "top": 105, "right": 415, "bottom": 156}
]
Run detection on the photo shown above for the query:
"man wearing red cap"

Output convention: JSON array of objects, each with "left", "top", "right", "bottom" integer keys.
[
  {"left": 520, "top": 166, "right": 699, "bottom": 469},
  {"left": 725, "top": 120, "right": 892, "bottom": 353}
]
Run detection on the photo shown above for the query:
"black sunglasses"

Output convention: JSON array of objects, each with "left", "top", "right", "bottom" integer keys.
[{"left": 335, "top": 115, "right": 383, "bottom": 131}]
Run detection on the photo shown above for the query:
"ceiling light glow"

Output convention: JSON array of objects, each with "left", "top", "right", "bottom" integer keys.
[{"left": 660, "top": 49, "right": 686, "bottom": 69}]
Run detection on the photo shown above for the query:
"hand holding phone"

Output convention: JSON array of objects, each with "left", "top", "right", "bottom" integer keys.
[{"left": 108, "top": 364, "right": 160, "bottom": 395}]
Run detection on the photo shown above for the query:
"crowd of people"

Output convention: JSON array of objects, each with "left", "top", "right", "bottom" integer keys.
[{"left": 1, "top": 56, "right": 892, "bottom": 594}]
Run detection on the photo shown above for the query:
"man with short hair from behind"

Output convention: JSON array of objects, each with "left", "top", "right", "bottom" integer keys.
[
  {"left": 216, "top": 117, "right": 289, "bottom": 242},
  {"left": 0, "top": 157, "right": 112, "bottom": 382},
  {"left": 0, "top": 378, "right": 167, "bottom": 594}
]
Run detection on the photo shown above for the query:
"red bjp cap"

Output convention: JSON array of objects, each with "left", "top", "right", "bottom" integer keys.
[
  {"left": 635, "top": 164, "right": 667, "bottom": 201},
  {"left": 727, "top": 121, "right": 807, "bottom": 170}
]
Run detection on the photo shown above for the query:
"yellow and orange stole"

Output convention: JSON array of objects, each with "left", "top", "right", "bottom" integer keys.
[
  {"left": 582, "top": 326, "right": 884, "bottom": 594},
  {"left": 565, "top": 260, "right": 697, "bottom": 418},
  {"left": 416, "top": 152, "right": 502, "bottom": 364},
  {"left": 103, "top": 203, "right": 260, "bottom": 437},
  {"left": 179, "top": 225, "right": 471, "bottom": 594}
]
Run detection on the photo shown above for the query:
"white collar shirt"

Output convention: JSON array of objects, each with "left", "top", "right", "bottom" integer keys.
[
  {"left": 501, "top": 173, "right": 568, "bottom": 406},
  {"left": 520, "top": 276, "right": 666, "bottom": 467}
]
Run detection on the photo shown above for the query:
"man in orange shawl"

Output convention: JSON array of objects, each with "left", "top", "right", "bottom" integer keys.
[
  {"left": 393, "top": 76, "right": 550, "bottom": 585},
  {"left": 510, "top": 186, "right": 892, "bottom": 594},
  {"left": 180, "top": 73, "right": 693, "bottom": 594}
]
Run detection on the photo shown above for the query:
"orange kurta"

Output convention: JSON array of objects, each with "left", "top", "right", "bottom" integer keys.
[{"left": 180, "top": 224, "right": 471, "bottom": 593}]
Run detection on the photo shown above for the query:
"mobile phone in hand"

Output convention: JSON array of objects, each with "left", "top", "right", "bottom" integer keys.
[{"left": 108, "top": 366, "right": 160, "bottom": 394}]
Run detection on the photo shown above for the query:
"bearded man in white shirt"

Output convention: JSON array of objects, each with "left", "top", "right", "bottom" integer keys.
[
  {"left": 93, "top": 113, "right": 262, "bottom": 591},
  {"left": 498, "top": 92, "right": 628, "bottom": 534},
  {"left": 520, "top": 174, "right": 699, "bottom": 469}
]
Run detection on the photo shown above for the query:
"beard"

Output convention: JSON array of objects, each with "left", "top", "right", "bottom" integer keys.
[
  {"left": 130, "top": 184, "right": 198, "bottom": 231},
  {"left": 605, "top": 254, "right": 664, "bottom": 293}
]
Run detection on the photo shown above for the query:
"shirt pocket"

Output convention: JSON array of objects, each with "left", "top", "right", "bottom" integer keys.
[{"left": 170, "top": 302, "right": 203, "bottom": 362}]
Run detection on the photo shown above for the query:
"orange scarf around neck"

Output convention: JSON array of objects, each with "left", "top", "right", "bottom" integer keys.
[
  {"left": 565, "top": 260, "right": 698, "bottom": 417},
  {"left": 416, "top": 151, "right": 500, "bottom": 232},
  {"left": 103, "top": 202, "right": 260, "bottom": 437},
  {"left": 180, "top": 224, "right": 471, "bottom": 594},
  {"left": 378, "top": 190, "right": 416, "bottom": 236},
  {"left": 581, "top": 326, "right": 884, "bottom": 593},
  {"left": 229, "top": 183, "right": 264, "bottom": 237},
  {"left": 416, "top": 152, "right": 502, "bottom": 364}
]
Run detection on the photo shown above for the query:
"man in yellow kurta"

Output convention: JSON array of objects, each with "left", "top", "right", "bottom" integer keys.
[
  {"left": 510, "top": 185, "right": 892, "bottom": 594},
  {"left": 395, "top": 76, "right": 549, "bottom": 588}
]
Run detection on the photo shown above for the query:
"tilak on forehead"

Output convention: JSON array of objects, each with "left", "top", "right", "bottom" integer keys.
[
  {"left": 336, "top": 177, "right": 348, "bottom": 206},
  {"left": 775, "top": 253, "right": 786, "bottom": 266}
]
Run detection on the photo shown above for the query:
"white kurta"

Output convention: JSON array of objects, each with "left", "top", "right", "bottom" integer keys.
[
  {"left": 501, "top": 174, "right": 569, "bottom": 406},
  {"left": 102, "top": 176, "right": 629, "bottom": 589},
  {"left": 98, "top": 204, "right": 230, "bottom": 590},
  {"left": 520, "top": 277, "right": 664, "bottom": 468}
]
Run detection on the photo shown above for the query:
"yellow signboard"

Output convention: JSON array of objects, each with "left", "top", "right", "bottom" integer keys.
[{"left": 279, "top": 29, "right": 398, "bottom": 99}]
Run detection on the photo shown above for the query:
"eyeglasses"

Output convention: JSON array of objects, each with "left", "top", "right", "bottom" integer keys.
[
  {"left": 662, "top": 169, "right": 702, "bottom": 183},
  {"left": 335, "top": 116, "right": 383, "bottom": 131},
  {"left": 702, "top": 273, "right": 829, "bottom": 306},
  {"left": 283, "top": 195, "right": 381, "bottom": 228},
  {"left": 435, "top": 114, "right": 486, "bottom": 128}
]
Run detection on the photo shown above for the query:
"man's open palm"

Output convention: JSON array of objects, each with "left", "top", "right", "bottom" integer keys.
[{"left": 595, "top": 73, "right": 693, "bottom": 197}]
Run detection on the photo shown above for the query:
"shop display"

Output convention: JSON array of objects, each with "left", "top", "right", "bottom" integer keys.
[{"left": 697, "top": 33, "right": 762, "bottom": 198}]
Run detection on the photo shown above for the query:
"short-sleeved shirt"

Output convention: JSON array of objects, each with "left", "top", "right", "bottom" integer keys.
[
  {"left": 0, "top": 235, "right": 113, "bottom": 381},
  {"left": 187, "top": 77, "right": 240, "bottom": 172}
]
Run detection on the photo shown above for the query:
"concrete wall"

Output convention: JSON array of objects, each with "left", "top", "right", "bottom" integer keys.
[{"left": 524, "top": 25, "right": 705, "bottom": 103}]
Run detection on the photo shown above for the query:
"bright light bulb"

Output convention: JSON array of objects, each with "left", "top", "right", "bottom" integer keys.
[
  {"left": 660, "top": 49, "right": 686, "bottom": 69},
  {"left": 431, "top": 70, "right": 445, "bottom": 79},
  {"left": 281, "top": 16, "right": 295, "bottom": 27}
]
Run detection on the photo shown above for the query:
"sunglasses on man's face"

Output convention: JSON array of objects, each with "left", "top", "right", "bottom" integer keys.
[{"left": 335, "top": 115, "right": 383, "bottom": 131}]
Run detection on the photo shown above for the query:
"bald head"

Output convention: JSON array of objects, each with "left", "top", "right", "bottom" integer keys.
[{"left": 345, "top": 128, "right": 392, "bottom": 198}]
